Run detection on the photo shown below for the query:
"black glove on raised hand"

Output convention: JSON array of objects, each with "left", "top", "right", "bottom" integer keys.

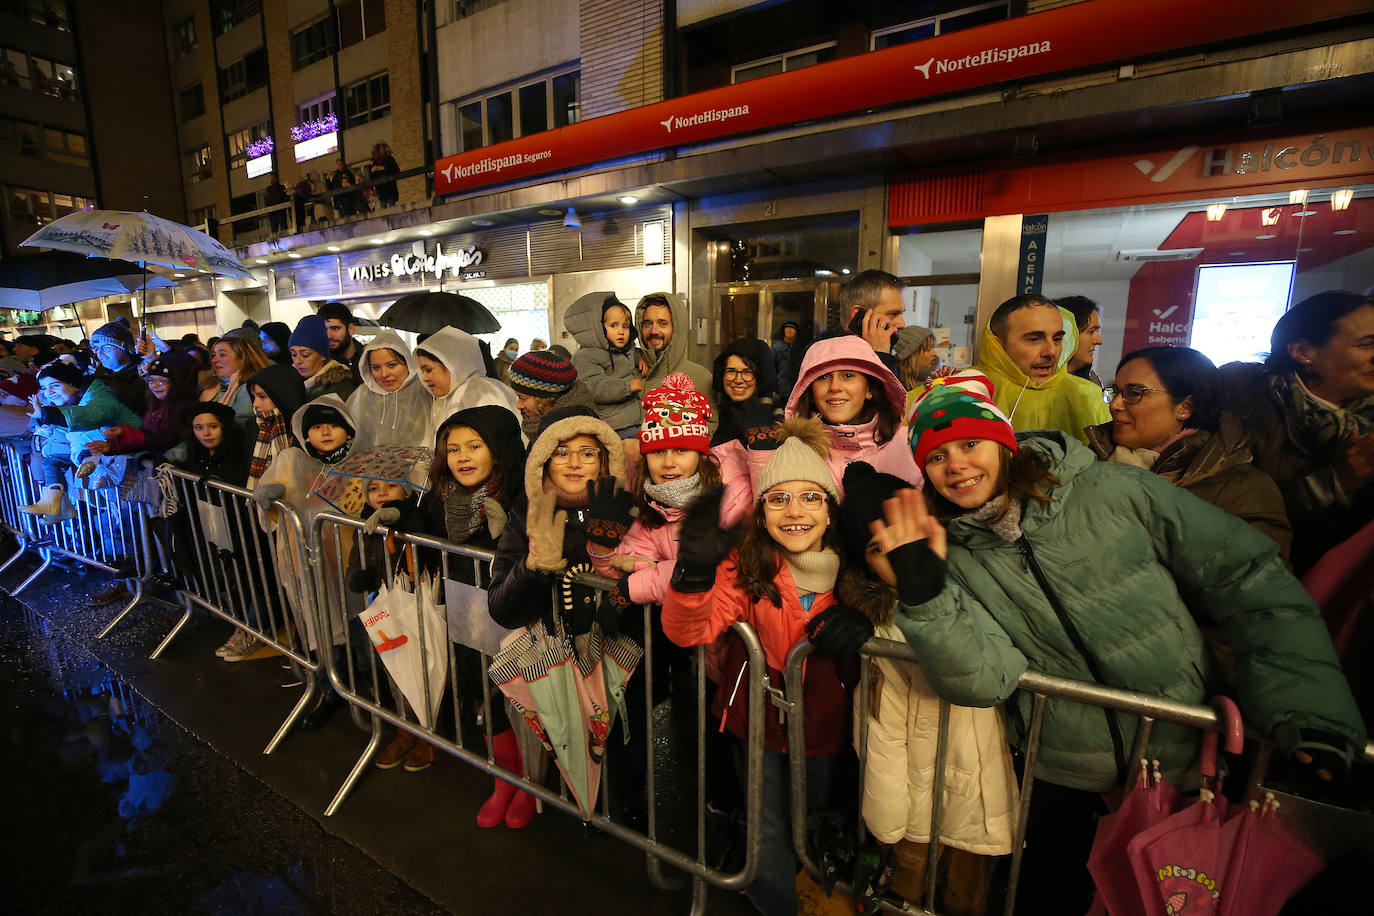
[
  {"left": 734, "top": 400, "right": 781, "bottom": 451},
  {"left": 596, "top": 578, "right": 635, "bottom": 639},
  {"left": 670, "top": 487, "right": 732, "bottom": 593},
  {"left": 805, "top": 605, "right": 874, "bottom": 657},
  {"left": 584, "top": 477, "right": 635, "bottom": 548},
  {"left": 885, "top": 539, "right": 946, "bottom": 607}
]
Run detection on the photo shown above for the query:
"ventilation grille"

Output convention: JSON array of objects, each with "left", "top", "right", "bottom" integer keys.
[{"left": 1116, "top": 248, "right": 1204, "bottom": 262}]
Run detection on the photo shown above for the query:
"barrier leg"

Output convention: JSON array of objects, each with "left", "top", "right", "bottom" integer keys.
[
  {"left": 149, "top": 591, "right": 196, "bottom": 660},
  {"left": 11, "top": 546, "right": 52, "bottom": 595},
  {"left": 324, "top": 714, "right": 385, "bottom": 817},
  {"left": 264, "top": 673, "right": 319, "bottom": 756},
  {"left": 0, "top": 537, "right": 27, "bottom": 576},
  {"left": 95, "top": 580, "right": 142, "bottom": 639}
]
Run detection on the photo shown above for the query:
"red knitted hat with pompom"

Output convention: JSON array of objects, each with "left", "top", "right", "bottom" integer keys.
[{"left": 639, "top": 372, "right": 712, "bottom": 454}]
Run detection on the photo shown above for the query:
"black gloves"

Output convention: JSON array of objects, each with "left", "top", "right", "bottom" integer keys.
[
  {"left": 734, "top": 401, "right": 781, "bottom": 451},
  {"left": 346, "top": 568, "right": 381, "bottom": 594},
  {"left": 596, "top": 578, "right": 635, "bottom": 639},
  {"left": 805, "top": 605, "right": 874, "bottom": 657},
  {"left": 584, "top": 477, "right": 635, "bottom": 548},
  {"left": 886, "top": 539, "right": 946, "bottom": 607},
  {"left": 670, "top": 488, "right": 733, "bottom": 593}
]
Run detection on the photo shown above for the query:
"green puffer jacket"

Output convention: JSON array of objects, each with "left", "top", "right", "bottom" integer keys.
[{"left": 894, "top": 431, "right": 1364, "bottom": 793}]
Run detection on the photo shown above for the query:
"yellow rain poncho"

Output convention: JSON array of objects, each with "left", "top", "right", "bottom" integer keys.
[{"left": 974, "top": 306, "right": 1109, "bottom": 445}]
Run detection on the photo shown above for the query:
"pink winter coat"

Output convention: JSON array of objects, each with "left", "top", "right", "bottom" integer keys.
[
  {"left": 784, "top": 336, "right": 923, "bottom": 495},
  {"left": 591, "top": 445, "right": 752, "bottom": 606}
]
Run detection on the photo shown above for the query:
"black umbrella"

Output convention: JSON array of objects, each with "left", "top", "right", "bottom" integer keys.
[
  {"left": 0, "top": 250, "right": 175, "bottom": 310},
  {"left": 379, "top": 291, "right": 501, "bottom": 335}
]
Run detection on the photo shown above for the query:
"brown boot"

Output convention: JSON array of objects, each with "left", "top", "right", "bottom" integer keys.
[
  {"left": 403, "top": 740, "right": 434, "bottom": 772},
  {"left": 93, "top": 581, "right": 132, "bottom": 604},
  {"left": 375, "top": 731, "right": 418, "bottom": 770}
]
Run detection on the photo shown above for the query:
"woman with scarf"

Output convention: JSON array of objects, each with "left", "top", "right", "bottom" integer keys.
[
  {"left": 205, "top": 333, "right": 272, "bottom": 428},
  {"left": 1221, "top": 290, "right": 1374, "bottom": 573}
]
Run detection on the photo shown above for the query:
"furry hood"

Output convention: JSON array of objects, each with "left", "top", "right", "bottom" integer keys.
[
  {"left": 835, "top": 567, "right": 898, "bottom": 628},
  {"left": 523, "top": 407, "right": 626, "bottom": 502},
  {"left": 304, "top": 359, "right": 355, "bottom": 391}
]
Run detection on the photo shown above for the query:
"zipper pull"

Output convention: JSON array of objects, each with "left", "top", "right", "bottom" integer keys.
[{"left": 1016, "top": 538, "right": 1030, "bottom": 573}]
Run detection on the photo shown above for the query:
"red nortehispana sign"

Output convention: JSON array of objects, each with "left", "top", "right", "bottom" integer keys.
[{"left": 434, "top": 0, "right": 1367, "bottom": 197}]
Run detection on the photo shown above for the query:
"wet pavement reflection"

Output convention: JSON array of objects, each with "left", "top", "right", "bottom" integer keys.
[{"left": 1, "top": 595, "right": 447, "bottom": 915}]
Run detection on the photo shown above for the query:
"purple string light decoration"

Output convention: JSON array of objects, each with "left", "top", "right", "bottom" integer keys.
[
  {"left": 246, "top": 136, "right": 274, "bottom": 159},
  {"left": 290, "top": 113, "right": 338, "bottom": 143}
]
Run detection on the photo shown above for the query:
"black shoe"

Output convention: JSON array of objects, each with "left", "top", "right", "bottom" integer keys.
[{"left": 300, "top": 692, "right": 341, "bottom": 732}]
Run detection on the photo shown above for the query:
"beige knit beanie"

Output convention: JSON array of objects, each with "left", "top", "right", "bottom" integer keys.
[{"left": 754, "top": 417, "right": 838, "bottom": 500}]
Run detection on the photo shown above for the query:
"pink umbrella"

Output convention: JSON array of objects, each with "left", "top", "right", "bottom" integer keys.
[
  {"left": 1086, "top": 758, "right": 1183, "bottom": 916},
  {"left": 1216, "top": 792, "right": 1324, "bottom": 916},
  {"left": 1126, "top": 698, "right": 1246, "bottom": 916}
]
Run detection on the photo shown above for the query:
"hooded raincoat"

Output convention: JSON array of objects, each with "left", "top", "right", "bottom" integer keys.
[
  {"left": 784, "top": 336, "right": 922, "bottom": 497},
  {"left": 633, "top": 292, "right": 713, "bottom": 401},
  {"left": 256, "top": 394, "right": 366, "bottom": 652},
  {"left": 974, "top": 307, "right": 1109, "bottom": 445},
  {"left": 893, "top": 431, "right": 1364, "bottom": 793},
  {"left": 346, "top": 329, "right": 431, "bottom": 451},
  {"left": 565, "top": 291, "right": 642, "bottom": 432},
  {"left": 416, "top": 326, "right": 519, "bottom": 446}
]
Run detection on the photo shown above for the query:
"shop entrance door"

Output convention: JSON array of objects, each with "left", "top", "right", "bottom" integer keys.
[{"left": 713, "top": 279, "right": 829, "bottom": 347}]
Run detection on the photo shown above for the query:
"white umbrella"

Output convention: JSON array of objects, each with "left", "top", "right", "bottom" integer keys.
[{"left": 20, "top": 209, "right": 253, "bottom": 278}]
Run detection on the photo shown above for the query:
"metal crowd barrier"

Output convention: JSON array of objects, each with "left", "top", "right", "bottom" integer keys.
[
  {"left": 0, "top": 439, "right": 164, "bottom": 636},
  {"left": 782, "top": 635, "right": 1374, "bottom": 916},
  {"left": 309, "top": 511, "right": 768, "bottom": 914},
  {"left": 149, "top": 467, "right": 323, "bottom": 754}
]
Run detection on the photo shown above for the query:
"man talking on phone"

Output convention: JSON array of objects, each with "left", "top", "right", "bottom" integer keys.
[{"left": 837, "top": 269, "right": 905, "bottom": 375}]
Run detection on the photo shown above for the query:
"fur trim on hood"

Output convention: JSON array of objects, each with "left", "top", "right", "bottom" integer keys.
[
  {"left": 835, "top": 567, "right": 898, "bottom": 628},
  {"left": 305, "top": 359, "right": 355, "bottom": 392},
  {"left": 523, "top": 409, "right": 626, "bottom": 501}
]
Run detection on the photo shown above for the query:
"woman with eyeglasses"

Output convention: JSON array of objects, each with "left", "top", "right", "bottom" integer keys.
[
  {"left": 867, "top": 370, "right": 1363, "bottom": 915},
  {"left": 1220, "top": 290, "right": 1374, "bottom": 574},
  {"left": 664, "top": 417, "right": 873, "bottom": 916},
  {"left": 1086, "top": 345, "right": 1291, "bottom": 561}
]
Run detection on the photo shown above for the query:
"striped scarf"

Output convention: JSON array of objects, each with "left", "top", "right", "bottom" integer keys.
[{"left": 247, "top": 410, "right": 292, "bottom": 488}]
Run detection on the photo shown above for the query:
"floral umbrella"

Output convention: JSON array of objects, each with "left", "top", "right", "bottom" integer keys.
[{"left": 21, "top": 209, "right": 254, "bottom": 278}]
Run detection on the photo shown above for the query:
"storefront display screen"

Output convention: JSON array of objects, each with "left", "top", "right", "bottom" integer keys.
[{"left": 1189, "top": 261, "right": 1294, "bottom": 367}]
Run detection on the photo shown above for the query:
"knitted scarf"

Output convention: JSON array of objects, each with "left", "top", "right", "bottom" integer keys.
[
  {"left": 1270, "top": 370, "right": 1374, "bottom": 445},
  {"left": 643, "top": 472, "right": 702, "bottom": 509},
  {"left": 443, "top": 480, "right": 489, "bottom": 544},
  {"left": 782, "top": 547, "right": 840, "bottom": 596},
  {"left": 969, "top": 494, "right": 1024, "bottom": 543},
  {"left": 248, "top": 410, "right": 292, "bottom": 487}
]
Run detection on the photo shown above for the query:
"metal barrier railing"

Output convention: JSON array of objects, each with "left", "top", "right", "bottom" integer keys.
[
  {"left": 782, "top": 635, "right": 1374, "bottom": 916},
  {"left": 149, "top": 467, "right": 324, "bottom": 754},
  {"left": 308, "top": 511, "right": 769, "bottom": 912},
  {"left": 0, "top": 439, "right": 165, "bottom": 635}
]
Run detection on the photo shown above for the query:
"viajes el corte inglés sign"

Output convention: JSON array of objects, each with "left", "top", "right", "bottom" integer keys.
[
  {"left": 347, "top": 244, "right": 485, "bottom": 283},
  {"left": 433, "top": 0, "right": 1365, "bottom": 196}
]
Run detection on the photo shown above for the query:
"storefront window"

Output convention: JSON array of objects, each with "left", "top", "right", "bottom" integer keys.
[
  {"left": 895, "top": 225, "right": 983, "bottom": 361},
  {"left": 463, "top": 282, "right": 550, "bottom": 356},
  {"left": 1039, "top": 186, "right": 1372, "bottom": 378}
]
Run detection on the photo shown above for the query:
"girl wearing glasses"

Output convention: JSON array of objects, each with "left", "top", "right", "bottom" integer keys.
[
  {"left": 870, "top": 370, "right": 1363, "bottom": 915},
  {"left": 664, "top": 417, "right": 875, "bottom": 916},
  {"left": 784, "top": 336, "right": 922, "bottom": 497},
  {"left": 1086, "top": 345, "right": 1291, "bottom": 562}
]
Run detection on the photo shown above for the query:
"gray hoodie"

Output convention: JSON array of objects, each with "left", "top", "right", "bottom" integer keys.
[{"left": 564, "top": 290, "right": 642, "bottom": 432}]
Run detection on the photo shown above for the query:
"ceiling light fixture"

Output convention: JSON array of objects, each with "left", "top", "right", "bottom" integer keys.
[
  {"left": 1331, "top": 188, "right": 1354, "bottom": 211},
  {"left": 618, "top": 195, "right": 639, "bottom": 205},
  {"left": 370, "top": 238, "right": 385, "bottom": 244},
  {"left": 1333, "top": 228, "right": 1356, "bottom": 236},
  {"left": 1205, "top": 203, "right": 1227, "bottom": 222},
  {"left": 255, "top": 258, "right": 268, "bottom": 264},
  {"left": 536, "top": 208, "right": 563, "bottom": 217},
  {"left": 327, "top": 246, "right": 340, "bottom": 252},
  {"left": 1255, "top": 233, "right": 1277, "bottom": 240},
  {"left": 472, "top": 218, "right": 494, "bottom": 227},
  {"left": 173, "top": 272, "right": 185, "bottom": 278},
  {"left": 419, "top": 229, "right": 433, "bottom": 236},
  {"left": 288, "top": 252, "right": 301, "bottom": 259},
  {"left": 563, "top": 207, "right": 581, "bottom": 229}
]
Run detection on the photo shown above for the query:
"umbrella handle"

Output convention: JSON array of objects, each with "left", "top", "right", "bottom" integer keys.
[{"left": 1201, "top": 695, "right": 1246, "bottom": 778}]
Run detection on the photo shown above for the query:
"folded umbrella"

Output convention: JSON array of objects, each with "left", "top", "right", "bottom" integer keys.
[
  {"left": 1216, "top": 792, "right": 1324, "bottom": 916},
  {"left": 1086, "top": 758, "right": 1184, "bottom": 916}
]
